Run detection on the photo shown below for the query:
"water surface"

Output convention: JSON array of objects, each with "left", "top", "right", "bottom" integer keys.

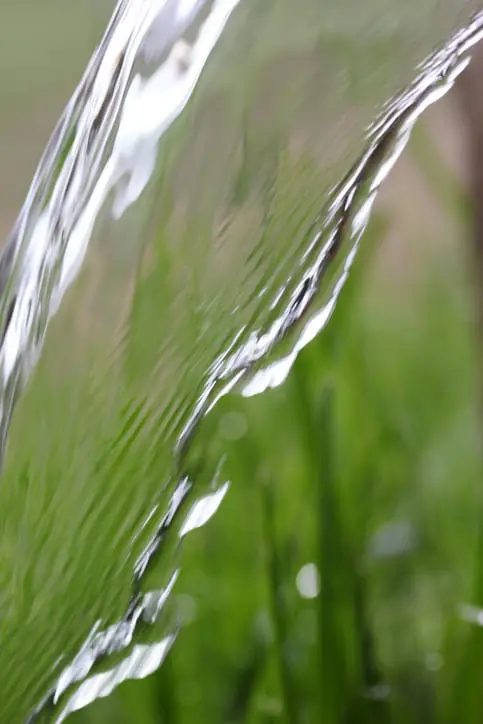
[{"left": 0, "top": 0, "right": 481, "bottom": 720}]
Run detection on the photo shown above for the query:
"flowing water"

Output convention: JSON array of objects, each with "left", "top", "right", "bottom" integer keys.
[{"left": 0, "top": 0, "right": 483, "bottom": 720}]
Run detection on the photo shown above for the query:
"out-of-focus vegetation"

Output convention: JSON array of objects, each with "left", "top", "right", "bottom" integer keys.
[
  {"left": 0, "top": 0, "right": 114, "bottom": 230},
  {"left": 68, "top": 105, "right": 483, "bottom": 723},
  {"left": 1, "top": 2, "right": 482, "bottom": 722}
]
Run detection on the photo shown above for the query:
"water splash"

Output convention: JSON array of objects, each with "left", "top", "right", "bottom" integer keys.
[{"left": 0, "top": 0, "right": 482, "bottom": 720}]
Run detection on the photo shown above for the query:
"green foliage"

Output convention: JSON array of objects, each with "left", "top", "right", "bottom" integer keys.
[
  {"left": 1, "top": 4, "right": 481, "bottom": 719},
  {"left": 67, "top": 127, "right": 483, "bottom": 722}
]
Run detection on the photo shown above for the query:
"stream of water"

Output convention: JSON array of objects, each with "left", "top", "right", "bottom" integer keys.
[{"left": 0, "top": 0, "right": 482, "bottom": 720}]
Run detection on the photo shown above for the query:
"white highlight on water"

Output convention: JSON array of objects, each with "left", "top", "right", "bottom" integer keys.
[{"left": 296, "top": 563, "right": 321, "bottom": 600}]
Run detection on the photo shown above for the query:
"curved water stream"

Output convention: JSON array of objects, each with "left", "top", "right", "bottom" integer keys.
[{"left": 0, "top": 0, "right": 482, "bottom": 720}]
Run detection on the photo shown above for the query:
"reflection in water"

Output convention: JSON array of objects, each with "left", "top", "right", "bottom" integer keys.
[{"left": 0, "top": 0, "right": 481, "bottom": 720}]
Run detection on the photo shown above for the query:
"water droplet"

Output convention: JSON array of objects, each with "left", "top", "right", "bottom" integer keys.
[
  {"left": 220, "top": 411, "right": 247, "bottom": 440},
  {"left": 296, "top": 563, "right": 320, "bottom": 599},
  {"left": 425, "top": 652, "right": 443, "bottom": 672}
]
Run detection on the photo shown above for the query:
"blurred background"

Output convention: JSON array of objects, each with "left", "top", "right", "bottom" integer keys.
[
  {"left": 0, "top": 0, "right": 114, "bottom": 239},
  {"left": 2, "top": 2, "right": 483, "bottom": 723}
]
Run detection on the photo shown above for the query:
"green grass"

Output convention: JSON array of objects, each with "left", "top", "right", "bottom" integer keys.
[
  {"left": 2, "top": 105, "right": 479, "bottom": 723},
  {"left": 66, "top": 182, "right": 483, "bottom": 723},
  {"left": 0, "top": 3, "right": 481, "bottom": 720}
]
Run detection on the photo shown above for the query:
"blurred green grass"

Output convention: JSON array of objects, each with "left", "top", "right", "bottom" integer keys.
[{"left": 65, "top": 120, "right": 483, "bottom": 723}]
